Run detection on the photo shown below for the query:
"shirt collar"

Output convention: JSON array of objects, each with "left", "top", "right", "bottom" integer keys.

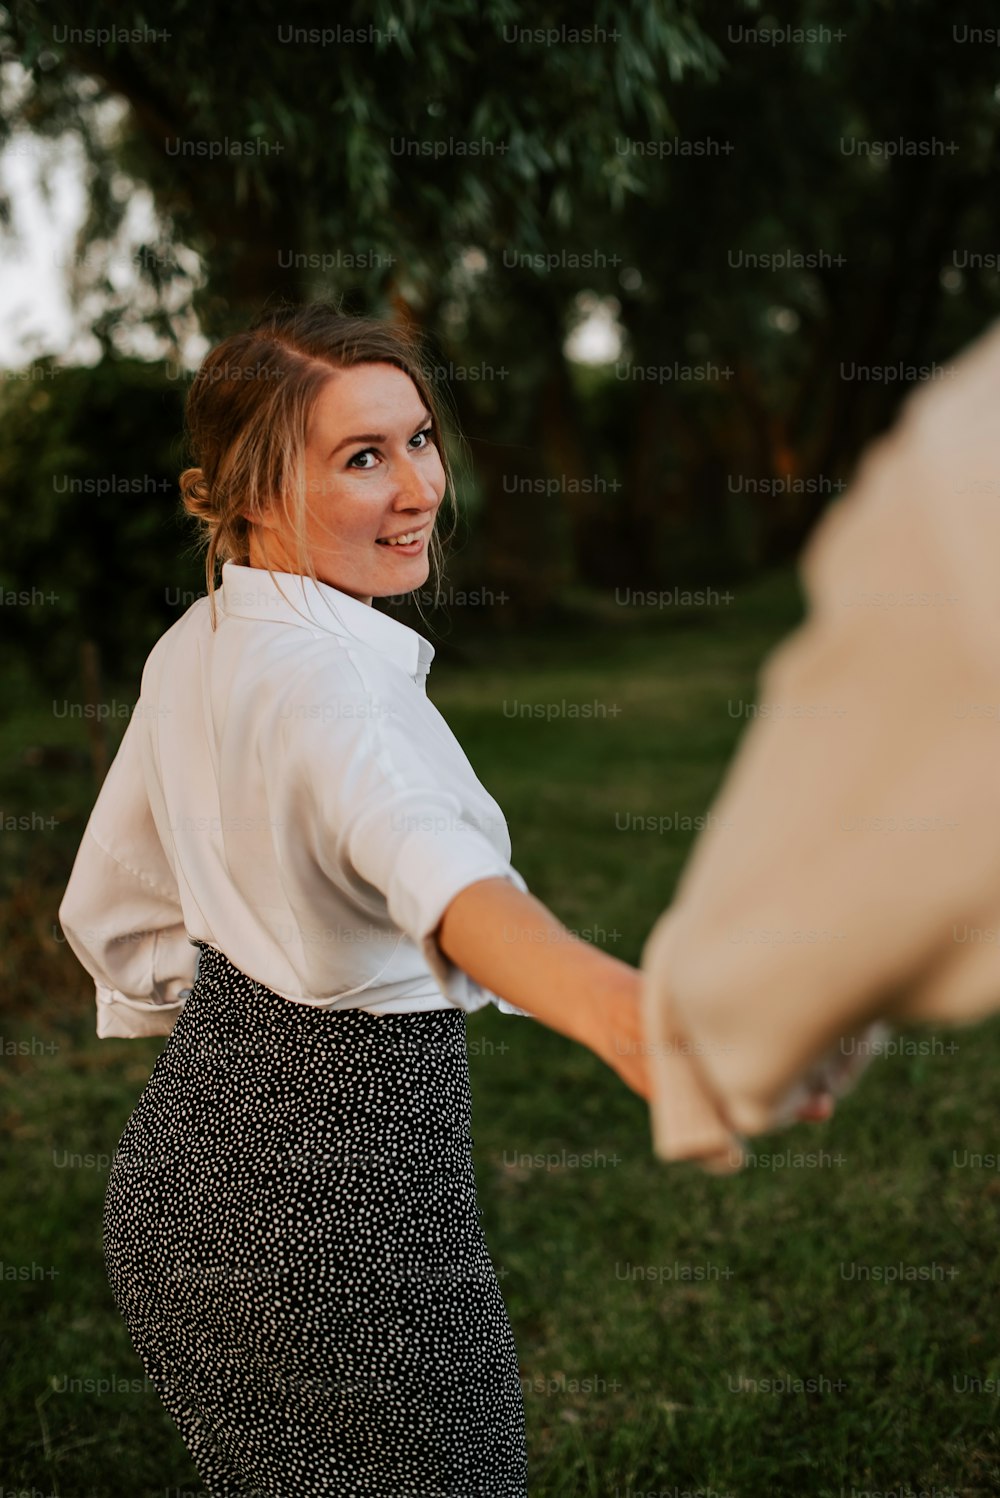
[{"left": 218, "top": 561, "right": 435, "bottom": 686}]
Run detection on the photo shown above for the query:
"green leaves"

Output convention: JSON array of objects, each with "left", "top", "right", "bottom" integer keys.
[
  {"left": 0, "top": 0, "right": 721, "bottom": 329},
  {"left": 3, "top": 0, "right": 999, "bottom": 613}
]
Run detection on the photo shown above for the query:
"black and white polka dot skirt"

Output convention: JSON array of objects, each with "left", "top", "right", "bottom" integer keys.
[{"left": 103, "top": 940, "right": 529, "bottom": 1497}]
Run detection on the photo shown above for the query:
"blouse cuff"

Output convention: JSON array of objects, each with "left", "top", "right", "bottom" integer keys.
[{"left": 95, "top": 982, "right": 190, "bottom": 1039}]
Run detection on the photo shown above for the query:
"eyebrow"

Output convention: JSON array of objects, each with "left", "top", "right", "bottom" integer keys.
[{"left": 328, "top": 408, "right": 433, "bottom": 459}]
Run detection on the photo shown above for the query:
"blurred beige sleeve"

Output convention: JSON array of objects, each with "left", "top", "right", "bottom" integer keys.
[{"left": 639, "top": 317, "right": 1000, "bottom": 1166}]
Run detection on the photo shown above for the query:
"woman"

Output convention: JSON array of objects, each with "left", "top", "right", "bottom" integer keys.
[{"left": 57, "top": 302, "right": 655, "bottom": 1497}]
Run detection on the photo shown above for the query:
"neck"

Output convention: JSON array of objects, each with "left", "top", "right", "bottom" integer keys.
[{"left": 245, "top": 529, "right": 373, "bottom": 607}]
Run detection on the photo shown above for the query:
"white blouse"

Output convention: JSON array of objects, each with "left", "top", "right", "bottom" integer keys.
[{"left": 58, "top": 560, "right": 533, "bottom": 1038}]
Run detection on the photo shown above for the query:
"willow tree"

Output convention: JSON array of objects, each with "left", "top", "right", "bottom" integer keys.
[{"left": 1, "top": 0, "right": 720, "bottom": 619}]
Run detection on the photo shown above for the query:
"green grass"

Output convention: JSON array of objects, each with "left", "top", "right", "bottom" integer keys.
[{"left": 3, "top": 566, "right": 1000, "bottom": 1496}]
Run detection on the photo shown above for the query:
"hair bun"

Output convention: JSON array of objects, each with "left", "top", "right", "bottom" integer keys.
[{"left": 179, "top": 465, "right": 215, "bottom": 519}]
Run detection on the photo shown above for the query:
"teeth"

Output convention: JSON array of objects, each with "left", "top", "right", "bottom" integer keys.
[{"left": 379, "top": 531, "right": 421, "bottom": 546}]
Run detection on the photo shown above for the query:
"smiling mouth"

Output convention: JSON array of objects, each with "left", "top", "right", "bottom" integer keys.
[{"left": 375, "top": 529, "right": 427, "bottom": 550}]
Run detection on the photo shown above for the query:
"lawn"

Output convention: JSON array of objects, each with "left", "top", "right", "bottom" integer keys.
[{"left": 3, "top": 565, "right": 999, "bottom": 1497}]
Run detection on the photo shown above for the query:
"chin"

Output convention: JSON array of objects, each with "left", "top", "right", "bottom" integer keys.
[{"left": 372, "top": 562, "right": 430, "bottom": 601}]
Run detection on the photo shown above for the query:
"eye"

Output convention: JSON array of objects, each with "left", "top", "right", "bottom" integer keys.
[{"left": 345, "top": 425, "right": 435, "bottom": 470}]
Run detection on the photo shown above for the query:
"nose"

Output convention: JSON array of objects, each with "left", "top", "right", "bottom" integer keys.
[{"left": 394, "top": 453, "right": 441, "bottom": 513}]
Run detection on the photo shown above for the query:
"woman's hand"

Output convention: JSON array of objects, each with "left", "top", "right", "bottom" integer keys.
[
  {"left": 586, "top": 972, "right": 653, "bottom": 1101},
  {"left": 589, "top": 973, "right": 838, "bottom": 1131}
]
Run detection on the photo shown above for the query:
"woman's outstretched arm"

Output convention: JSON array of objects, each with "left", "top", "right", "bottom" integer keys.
[
  {"left": 434, "top": 875, "right": 652, "bottom": 1100},
  {"left": 436, "top": 877, "right": 835, "bottom": 1167}
]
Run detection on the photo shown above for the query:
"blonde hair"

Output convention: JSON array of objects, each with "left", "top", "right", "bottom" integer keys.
[{"left": 178, "top": 301, "right": 460, "bottom": 629}]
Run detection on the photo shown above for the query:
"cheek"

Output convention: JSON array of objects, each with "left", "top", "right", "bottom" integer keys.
[{"left": 307, "top": 472, "right": 379, "bottom": 543}]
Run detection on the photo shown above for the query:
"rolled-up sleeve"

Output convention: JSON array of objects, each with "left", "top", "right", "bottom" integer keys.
[
  {"left": 57, "top": 708, "right": 197, "bottom": 1038},
  {"left": 346, "top": 791, "right": 531, "bottom": 1013},
  {"left": 281, "top": 660, "right": 533, "bottom": 1016}
]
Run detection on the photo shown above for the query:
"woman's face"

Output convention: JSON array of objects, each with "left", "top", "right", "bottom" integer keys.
[{"left": 248, "top": 361, "right": 446, "bottom": 605}]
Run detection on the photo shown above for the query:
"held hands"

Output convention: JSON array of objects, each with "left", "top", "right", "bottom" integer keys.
[{"left": 590, "top": 970, "right": 836, "bottom": 1127}]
